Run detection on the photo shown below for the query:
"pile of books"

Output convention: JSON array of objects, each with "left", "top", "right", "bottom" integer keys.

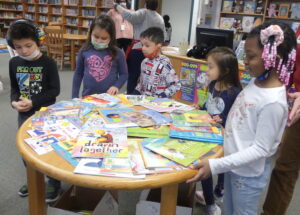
[{"left": 25, "top": 94, "right": 223, "bottom": 178}]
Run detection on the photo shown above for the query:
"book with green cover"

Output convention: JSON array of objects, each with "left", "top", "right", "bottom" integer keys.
[
  {"left": 144, "top": 137, "right": 217, "bottom": 166},
  {"left": 127, "top": 125, "right": 170, "bottom": 138},
  {"left": 171, "top": 110, "right": 216, "bottom": 127}
]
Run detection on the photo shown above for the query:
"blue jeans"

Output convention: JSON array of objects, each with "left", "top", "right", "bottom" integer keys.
[{"left": 224, "top": 160, "right": 271, "bottom": 215}]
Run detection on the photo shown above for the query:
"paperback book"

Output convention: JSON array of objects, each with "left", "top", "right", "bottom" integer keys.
[
  {"left": 169, "top": 129, "right": 223, "bottom": 144},
  {"left": 171, "top": 110, "right": 216, "bottom": 127},
  {"left": 52, "top": 139, "right": 79, "bottom": 166},
  {"left": 98, "top": 108, "right": 137, "bottom": 128},
  {"left": 143, "top": 138, "right": 217, "bottom": 166},
  {"left": 74, "top": 158, "right": 145, "bottom": 179},
  {"left": 127, "top": 125, "right": 170, "bottom": 138},
  {"left": 24, "top": 134, "right": 60, "bottom": 155}
]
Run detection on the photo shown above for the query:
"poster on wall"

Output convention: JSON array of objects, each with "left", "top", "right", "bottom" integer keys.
[
  {"left": 195, "top": 64, "right": 209, "bottom": 106},
  {"left": 178, "top": 62, "right": 198, "bottom": 103}
]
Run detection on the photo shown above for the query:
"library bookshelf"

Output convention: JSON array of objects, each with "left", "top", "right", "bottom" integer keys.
[{"left": 0, "top": 0, "right": 114, "bottom": 35}]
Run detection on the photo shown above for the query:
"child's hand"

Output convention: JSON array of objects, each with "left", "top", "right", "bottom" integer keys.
[
  {"left": 287, "top": 92, "right": 300, "bottom": 126},
  {"left": 19, "top": 97, "right": 33, "bottom": 111},
  {"left": 212, "top": 115, "right": 223, "bottom": 123},
  {"left": 192, "top": 103, "right": 200, "bottom": 109},
  {"left": 12, "top": 100, "right": 31, "bottom": 112},
  {"left": 186, "top": 160, "right": 211, "bottom": 183},
  {"left": 107, "top": 86, "right": 119, "bottom": 95}
]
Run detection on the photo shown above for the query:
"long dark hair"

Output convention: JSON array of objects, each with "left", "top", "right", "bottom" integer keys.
[
  {"left": 207, "top": 47, "right": 242, "bottom": 91},
  {"left": 83, "top": 15, "right": 117, "bottom": 59}
]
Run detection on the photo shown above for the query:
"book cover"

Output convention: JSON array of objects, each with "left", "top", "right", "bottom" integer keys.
[
  {"left": 171, "top": 110, "right": 216, "bottom": 127},
  {"left": 122, "top": 109, "right": 172, "bottom": 127},
  {"left": 98, "top": 108, "right": 137, "bottom": 128},
  {"left": 72, "top": 128, "right": 128, "bottom": 158},
  {"left": 139, "top": 139, "right": 184, "bottom": 169},
  {"left": 222, "top": 0, "right": 233, "bottom": 12},
  {"left": 74, "top": 158, "right": 145, "bottom": 179},
  {"left": 52, "top": 139, "right": 79, "bottom": 166},
  {"left": 127, "top": 125, "right": 170, "bottom": 138},
  {"left": 219, "top": 17, "right": 235, "bottom": 30},
  {"left": 243, "top": 1, "right": 256, "bottom": 13},
  {"left": 24, "top": 134, "right": 60, "bottom": 155},
  {"left": 291, "top": 3, "right": 300, "bottom": 19},
  {"left": 142, "top": 100, "right": 194, "bottom": 113},
  {"left": 195, "top": 67, "right": 209, "bottom": 106},
  {"left": 192, "top": 144, "right": 223, "bottom": 164},
  {"left": 169, "top": 124, "right": 221, "bottom": 134},
  {"left": 83, "top": 94, "right": 118, "bottom": 108},
  {"left": 242, "top": 16, "right": 255, "bottom": 32},
  {"left": 144, "top": 138, "right": 217, "bottom": 166},
  {"left": 169, "top": 129, "right": 223, "bottom": 144}
]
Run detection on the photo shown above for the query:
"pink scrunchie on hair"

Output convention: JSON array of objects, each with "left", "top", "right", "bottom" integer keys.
[{"left": 260, "top": 25, "right": 284, "bottom": 46}]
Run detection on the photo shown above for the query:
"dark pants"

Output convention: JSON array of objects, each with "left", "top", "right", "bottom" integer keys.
[
  {"left": 117, "top": 38, "right": 132, "bottom": 53},
  {"left": 261, "top": 120, "right": 300, "bottom": 215},
  {"left": 18, "top": 111, "right": 60, "bottom": 189},
  {"left": 126, "top": 49, "right": 144, "bottom": 94},
  {"left": 201, "top": 173, "right": 224, "bottom": 205}
]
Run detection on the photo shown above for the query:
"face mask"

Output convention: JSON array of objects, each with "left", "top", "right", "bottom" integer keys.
[
  {"left": 19, "top": 49, "right": 41, "bottom": 61},
  {"left": 143, "top": 48, "right": 160, "bottom": 59},
  {"left": 91, "top": 39, "right": 109, "bottom": 50}
]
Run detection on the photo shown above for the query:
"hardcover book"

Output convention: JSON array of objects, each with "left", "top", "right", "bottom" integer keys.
[
  {"left": 219, "top": 17, "right": 235, "bottom": 30},
  {"left": 222, "top": 0, "right": 233, "bottom": 12},
  {"left": 127, "top": 125, "right": 170, "bottom": 138},
  {"left": 242, "top": 16, "right": 255, "bottom": 32},
  {"left": 98, "top": 108, "right": 137, "bottom": 128},
  {"left": 143, "top": 138, "right": 217, "bottom": 166}
]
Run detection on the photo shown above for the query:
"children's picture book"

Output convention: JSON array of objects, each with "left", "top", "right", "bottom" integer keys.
[
  {"left": 219, "top": 17, "right": 235, "bottom": 30},
  {"left": 143, "top": 138, "right": 217, "bottom": 166},
  {"left": 195, "top": 65, "right": 209, "bottom": 106},
  {"left": 235, "top": 40, "right": 245, "bottom": 65},
  {"left": 243, "top": 0, "right": 257, "bottom": 13},
  {"left": 124, "top": 95, "right": 153, "bottom": 105},
  {"left": 72, "top": 128, "right": 128, "bottom": 158},
  {"left": 142, "top": 100, "right": 194, "bottom": 114},
  {"left": 127, "top": 125, "right": 170, "bottom": 138},
  {"left": 192, "top": 144, "right": 223, "bottom": 165},
  {"left": 169, "top": 129, "right": 223, "bottom": 144},
  {"left": 291, "top": 3, "right": 300, "bottom": 19},
  {"left": 170, "top": 124, "right": 221, "bottom": 134},
  {"left": 222, "top": 0, "right": 233, "bottom": 12},
  {"left": 242, "top": 16, "right": 255, "bottom": 32},
  {"left": 98, "top": 108, "right": 137, "bottom": 128},
  {"left": 171, "top": 110, "right": 216, "bottom": 127},
  {"left": 82, "top": 94, "right": 118, "bottom": 108},
  {"left": 139, "top": 139, "right": 184, "bottom": 169},
  {"left": 178, "top": 61, "right": 198, "bottom": 103},
  {"left": 24, "top": 134, "right": 59, "bottom": 155},
  {"left": 52, "top": 139, "right": 79, "bottom": 166},
  {"left": 74, "top": 158, "right": 145, "bottom": 179},
  {"left": 233, "top": 0, "right": 244, "bottom": 13},
  {"left": 122, "top": 109, "right": 172, "bottom": 127}
]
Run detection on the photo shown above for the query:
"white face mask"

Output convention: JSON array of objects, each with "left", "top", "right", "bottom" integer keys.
[{"left": 19, "top": 49, "right": 41, "bottom": 61}]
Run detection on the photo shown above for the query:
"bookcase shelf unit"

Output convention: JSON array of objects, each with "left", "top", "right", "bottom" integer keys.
[
  {"left": 0, "top": 0, "right": 114, "bottom": 35},
  {"left": 219, "top": 0, "right": 300, "bottom": 34}
]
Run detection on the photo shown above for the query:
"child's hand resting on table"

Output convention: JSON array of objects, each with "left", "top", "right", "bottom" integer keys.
[
  {"left": 186, "top": 160, "right": 212, "bottom": 183},
  {"left": 212, "top": 115, "right": 223, "bottom": 124},
  {"left": 107, "top": 86, "right": 119, "bottom": 95}
]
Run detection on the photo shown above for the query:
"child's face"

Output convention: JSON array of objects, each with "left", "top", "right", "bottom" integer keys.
[
  {"left": 12, "top": 38, "right": 39, "bottom": 57},
  {"left": 244, "top": 37, "right": 265, "bottom": 78},
  {"left": 206, "top": 55, "right": 220, "bottom": 81},
  {"left": 91, "top": 26, "right": 111, "bottom": 44},
  {"left": 141, "top": 37, "right": 161, "bottom": 57}
]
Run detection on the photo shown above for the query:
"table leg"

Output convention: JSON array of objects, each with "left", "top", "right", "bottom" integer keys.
[
  {"left": 27, "top": 164, "right": 46, "bottom": 215},
  {"left": 70, "top": 41, "right": 75, "bottom": 71},
  {"left": 160, "top": 183, "right": 178, "bottom": 215}
]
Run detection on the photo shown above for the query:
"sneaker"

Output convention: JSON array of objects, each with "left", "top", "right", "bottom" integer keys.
[
  {"left": 195, "top": 190, "right": 206, "bottom": 205},
  {"left": 206, "top": 204, "right": 221, "bottom": 215},
  {"left": 46, "top": 183, "right": 61, "bottom": 203},
  {"left": 18, "top": 184, "right": 28, "bottom": 197},
  {"left": 214, "top": 187, "right": 224, "bottom": 205}
]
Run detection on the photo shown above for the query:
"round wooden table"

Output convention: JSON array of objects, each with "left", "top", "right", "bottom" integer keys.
[{"left": 16, "top": 117, "right": 223, "bottom": 215}]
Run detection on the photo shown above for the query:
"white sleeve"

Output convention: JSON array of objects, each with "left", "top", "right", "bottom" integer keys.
[
  {"left": 209, "top": 102, "right": 287, "bottom": 175},
  {"left": 116, "top": 6, "right": 145, "bottom": 24}
]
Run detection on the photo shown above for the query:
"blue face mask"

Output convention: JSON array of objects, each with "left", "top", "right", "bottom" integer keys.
[{"left": 91, "top": 39, "right": 109, "bottom": 50}]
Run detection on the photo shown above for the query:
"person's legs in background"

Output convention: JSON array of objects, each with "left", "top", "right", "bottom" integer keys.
[
  {"left": 261, "top": 120, "right": 300, "bottom": 215},
  {"left": 126, "top": 49, "right": 144, "bottom": 94}
]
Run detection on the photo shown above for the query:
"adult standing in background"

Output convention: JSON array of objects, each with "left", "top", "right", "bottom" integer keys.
[
  {"left": 114, "top": 0, "right": 165, "bottom": 94},
  {"left": 107, "top": 0, "right": 133, "bottom": 53},
  {"left": 163, "top": 15, "right": 172, "bottom": 45}
]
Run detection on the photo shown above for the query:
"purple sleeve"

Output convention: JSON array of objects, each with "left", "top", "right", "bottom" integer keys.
[
  {"left": 72, "top": 50, "right": 84, "bottom": 98},
  {"left": 113, "top": 49, "right": 128, "bottom": 89}
]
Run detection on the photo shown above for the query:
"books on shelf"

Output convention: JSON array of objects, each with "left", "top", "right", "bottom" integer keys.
[
  {"left": 242, "top": 16, "right": 255, "bottom": 32},
  {"left": 243, "top": 0, "right": 256, "bottom": 14},
  {"left": 220, "top": 17, "right": 235, "bottom": 30},
  {"left": 143, "top": 138, "right": 217, "bottom": 166},
  {"left": 291, "top": 3, "right": 300, "bottom": 19},
  {"left": 222, "top": 0, "right": 233, "bottom": 12}
]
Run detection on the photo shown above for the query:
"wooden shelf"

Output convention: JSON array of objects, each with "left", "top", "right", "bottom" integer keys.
[{"left": 221, "top": 12, "right": 264, "bottom": 16}]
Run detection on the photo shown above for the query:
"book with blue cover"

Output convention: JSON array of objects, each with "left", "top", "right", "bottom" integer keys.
[{"left": 169, "top": 129, "right": 223, "bottom": 144}]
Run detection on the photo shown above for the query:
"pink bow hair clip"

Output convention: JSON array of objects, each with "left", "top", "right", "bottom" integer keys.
[{"left": 260, "top": 25, "right": 284, "bottom": 46}]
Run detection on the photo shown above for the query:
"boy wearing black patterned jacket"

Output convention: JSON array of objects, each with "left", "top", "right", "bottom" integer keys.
[{"left": 134, "top": 27, "right": 181, "bottom": 98}]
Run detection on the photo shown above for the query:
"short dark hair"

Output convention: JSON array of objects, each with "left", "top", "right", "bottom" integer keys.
[
  {"left": 140, "top": 27, "right": 164, "bottom": 44},
  {"left": 145, "top": 0, "right": 158, "bottom": 10},
  {"left": 8, "top": 20, "right": 39, "bottom": 48}
]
